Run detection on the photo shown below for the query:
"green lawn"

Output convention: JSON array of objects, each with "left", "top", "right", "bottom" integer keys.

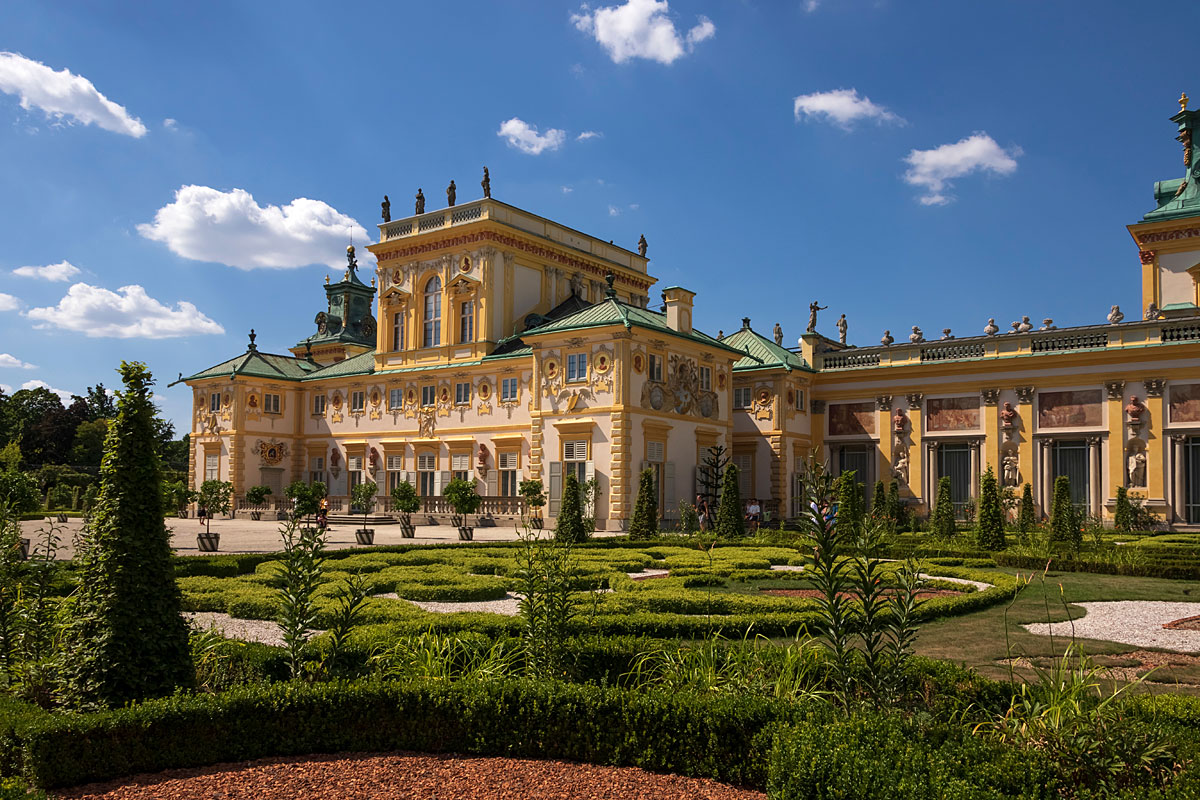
[{"left": 915, "top": 567, "right": 1200, "bottom": 687}]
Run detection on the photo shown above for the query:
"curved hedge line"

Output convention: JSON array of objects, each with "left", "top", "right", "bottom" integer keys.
[{"left": 8, "top": 679, "right": 787, "bottom": 790}]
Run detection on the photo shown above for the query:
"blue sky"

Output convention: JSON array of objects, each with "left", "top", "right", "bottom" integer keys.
[{"left": 0, "top": 0, "right": 1196, "bottom": 432}]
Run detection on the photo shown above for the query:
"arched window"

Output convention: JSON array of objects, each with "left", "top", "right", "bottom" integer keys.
[
  {"left": 423, "top": 276, "right": 442, "bottom": 347},
  {"left": 459, "top": 299, "right": 475, "bottom": 343}
]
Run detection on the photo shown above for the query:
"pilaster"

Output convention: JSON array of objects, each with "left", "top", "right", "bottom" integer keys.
[
  {"left": 981, "top": 388, "right": 1000, "bottom": 475},
  {"left": 1144, "top": 378, "right": 1167, "bottom": 502},
  {"left": 906, "top": 393, "right": 924, "bottom": 505},
  {"left": 1104, "top": 381, "right": 1125, "bottom": 509},
  {"left": 876, "top": 395, "right": 893, "bottom": 488},
  {"left": 1015, "top": 386, "right": 1036, "bottom": 513}
]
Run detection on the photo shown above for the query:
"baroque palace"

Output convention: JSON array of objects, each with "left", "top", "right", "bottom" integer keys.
[{"left": 181, "top": 99, "right": 1200, "bottom": 529}]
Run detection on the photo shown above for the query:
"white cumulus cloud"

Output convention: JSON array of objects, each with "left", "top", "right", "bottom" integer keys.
[
  {"left": 137, "top": 185, "right": 370, "bottom": 270},
  {"left": 0, "top": 52, "right": 146, "bottom": 137},
  {"left": 0, "top": 354, "right": 36, "bottom": 369},
  {"left": 608, "top": 205, "right": 621, "bottom": 216},
  {"left": 0, "top": 294, "right": 19, "bottom": 312},
  {"left": 26, "top": 283, "right": 225, "bottom": 338},
  {"left": 497, "top": 118, "right": 567, "bottom": 155},
  {"left": 793, "top": 88, "right": 903, "bottom": 129},
  {"left": 571, "top": 0, "right": 715, "bottom": 65},
  {"left": 903, "top": 133, "right": 1021, "bottom": 206},
  {"left": 12, "top": 260, "right": 81, "bottom": 282},
  {"left": 19, "top": 380, "right": 74, "bottom": 403},
  {"left": 576, "top": 130, "right": 603, "bottom": 141}
]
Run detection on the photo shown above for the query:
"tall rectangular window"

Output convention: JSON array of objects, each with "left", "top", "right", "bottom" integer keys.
[
  {"left": 392, "top": 311, "right": 404, "bottom": 351},
  {"left": 264, "top": 393, "right": 281, "bottom": 414},
  {"left": 451, "top": 453, "right": 471, "bottom": 482},
  {"left": 418, "top": 452, "right": 437, "bottom": 495},
  {"left": 733, "top": 453, "right": 753, "bottom": 499},
  {"left": 648, "top": 354, "right": 663, "bottom": 382},
  {"left": 698, "top": 366, "right": 712, "bottom": 391},
  {"left": 210, "top": 393, "right": 222, "bottom": 413},
  {"left": 312, "top": 394, "right": 326, "bottom": 415},
  {"left": 389, "top": 388, "right": 403, "bottom": 410},
  {"left": 310, "top": 456, "right": 324, "bottom": 485},
  {"left": 350, "top": 390, "right": 365, "bottom": 412},
  {"left": 501, "top": 377, "right": 518, "bottom": 401},
  {"left": 563, "top": 439, "right": 589, "bottom": 485},
  {"left": 421, "top": 385, "right": 436, "bottom": 407},
  {"left": 455, "top": 382, "right": 471, "bottom": 405},
  {"left": 1051, "top": 440, "right": 1090, "bottom": 508},
  {"left": 795, "top": 388, "right": 805, "bottom": 411},
  {"left": 499, "top": 451, "right": 519, "bottom": 496},
  {"left": 936, "top": 443, "right": 972, "bottom": 518},
  {"left": 459, "top": 300, "right": 475, "bottom": 343},
  {"left": 567, "top": 353, "right": 588, "bottom": 383},
  {"left": 386, "top": 455, "right": 405, "bottom": 492},
  {"left": 734, "top": 387, "right": 752, "bottom": 409},
  {"left": 204, "top": 454, "right": 219, "bottom": 481}
]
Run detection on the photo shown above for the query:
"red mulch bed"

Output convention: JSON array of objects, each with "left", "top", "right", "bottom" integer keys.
[
  {"left": 761, "top": 588, "right": 963, "bottom": 600},
  {"left": 53, "top": 752, "right": 766, "bottom": 800},
  {"left": 1164, "top": 614, "right": 1200, "bottom": 631}
]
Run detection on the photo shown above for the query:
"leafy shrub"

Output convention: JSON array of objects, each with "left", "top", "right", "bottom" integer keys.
[
  {"left": 243, "top": 485, "right": 272, "bottom": 507},
  {"left": 390, "top": 480, "right": 420, "bottom": 515},
  {"left": 931, "top": 476, "right": 956, "bottom": 541},
  {"left": 442, "top": 478, "right": 481, "bottom": 517},
  {"left": 556, "top": 473, "right": 587, "bottom": 543},
  {"left": 1048, "top": 476, "right": 1079, "bottom": 550},
  {"left": 1017, "top": 483, "right": 1037, "bottom": 539},
  {"left": 714, "top": 465, "right": 744, "bottom": 538},
  {"left": 628, "top": 469, "right": 658, "bottom": 540},
  {"left": 0, "top": 474, "right": 38, "bottom": 517}
]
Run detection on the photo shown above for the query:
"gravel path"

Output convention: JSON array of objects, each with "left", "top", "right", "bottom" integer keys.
[
  {"left": 184, "top": 612, "right": 296, "bottom": 647},
  {"left": 379, "top": 592, "right": 524, "bottom": 616},
  {"left": 918, "top": 573, "right": 992, "bottom": 591},
  {"left": 770, "top": 564, "right": 805, "bottom": 572},
  {"left": 53, "top": 752, "right": 766, "bottom": 800},
  {"left": 1023, "top": 601, "right": 1200, "bottom": 653}
]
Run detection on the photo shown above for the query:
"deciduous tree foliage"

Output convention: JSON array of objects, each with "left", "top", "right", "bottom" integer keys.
[{"left": 60, "top": 362, "right": 193, "bottom": 708}]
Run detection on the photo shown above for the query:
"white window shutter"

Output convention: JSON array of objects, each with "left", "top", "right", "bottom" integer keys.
[
  {"left": 549, "top": 462, "right": 562, "bottom": 515},
  {"left": 437, "top": 471, "right": 450, "bottom": 495},
  {"left": 694, "top": 466, "right": 704, "bottom": 498},
  {"left": 584, "top": 460, "right": 596, "bottom": 515},
  {"left": 485, "top": 469, "right": 498, "bottom": 496},
  {"left": 664, "top": 461, "right": 676, "bottom": 513}
]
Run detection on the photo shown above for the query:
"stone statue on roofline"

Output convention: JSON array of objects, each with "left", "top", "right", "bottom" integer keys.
[
  {"left": 941, "top": 328, "right": 953, "bottom": 340},
  {"left": 415, "top": 188, "right": 425, "bottom": 215},
  {"left": 1108, "top": 305, "right": 1124, "bottom": 324},
  {"left": 909, "top": 326, "right": 924, "bottom": 343},
  {"left": 984, "top": 318, "right": 999, "bottom": 336},
  {"left": 807, "top": 301, "right": 826, "bottom": 333},
  {"left": 638, "top": 234, "right": 648, "bottom": 258},
  {"left": 773, "top": 322, "right": 783, "bottom": 346},
  {"left": 381, "top": 195, "right": 390, "bottom": 223},
  {"left": 1145, "top": 302, "right": 1160, "bottom": 320},
  {"left": 837, "top": 314, "right": 848, "bottom": 345},
  {"left": 481, "top": 167, "right": 491, "bottom": 199},
  {"left": 880, "top": 330, "right": 894, "bottom": 346},
  {"left": 447, "top": 180, "right": 456, "bottom": 207}
]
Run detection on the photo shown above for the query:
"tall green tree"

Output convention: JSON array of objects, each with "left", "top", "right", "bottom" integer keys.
[
  {"left": 931, "top": 476, "right": 956, "bottom": 540},
  {"left": 835, "top": 471, "right": 864, "bottom": 534},
  {"left": 886, "top": 481, "right": 904, "bottom": 527},
  {"left": 60, "top": 362, "right": 193, "bottom": 708},
  {"left": 1017, "top": 483, "right": 1037, "bottom": 536},
  {"left": 84, "top": 384, "right": 117, "bottom": 421},
  {"left": 715, "top": 464, "right": 745, "bottom": 538},
  {"left": 627, "top": 468, "right": 658, "bottom": 540},
  {"left": 870, "top": 480, "right": 887, "bottom": 520},
  {"left": 1049, "top": 475, "right": 1080, "bottom": 550},
  {"left": 975, "top": 466, "right": 1005, "bottom": 550},
  {"left": 556, "top": 472, "right": 587, "bottom": 543}
]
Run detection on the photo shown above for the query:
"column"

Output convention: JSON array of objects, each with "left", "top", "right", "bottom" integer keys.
[
  {"left": 1145, "top": 378, "right": 1167, "bottom": 503},
  {"left": 876, "top": 395, "right": 893, "bottom": 489},
  {"left": 969, "top": 439, "right": 981, "bottom": 499},
  {"left": 1104, "top": 381, "right": 1125, "bottom": 516},
  {"left": 811, "top": 399, "right": 826, "bottom": 465},
  {"left": 1040, "top": 439, "right": 1053, "bottom": 511},
  {"left": 982, "top": 389, "right": 1000, "bottom": 476},
  {"left": 1088, "top": 436, "right": 1102, "bottom": 516},
  {"left": 1172, "top": 435, "right": 1187, "bottom": 523},
  {"left": 907, "top": 393, "right": 924, "bottom": 507},
  {"left": 925, "top": 440, "right": 939, "bottom": 507}
]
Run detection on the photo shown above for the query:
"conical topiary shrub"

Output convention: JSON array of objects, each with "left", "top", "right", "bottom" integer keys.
[
  {"left": 556, "top": 472, "right": 587, "bottom": 543},
  {"left": 931, "top": 476, "right": 956, "bottom": 540},
  {"left": 1049, "top": 475, "right": 1080, "bottom": 550},
  {"left": 60, "top": 362, "right": 194, "bottom": 708},
  {"left": 627, "top": 468, "right": 658, "bottom": 540},
  {"left": 975, "top": 465, "right": 1005, "bottom": 551},
  {"left": 715, "top": 464, "right": 745, "bottom": 538},
  {"left": 1017, "top": 482, "right": 1037, "bottom": 537},
  {"left": 1114, "top": 486, "right": 1133, "bottom": 532}
]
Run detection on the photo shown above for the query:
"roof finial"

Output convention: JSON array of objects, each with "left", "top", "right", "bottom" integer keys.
[
  {"left": 1181, "top": 92, "right": 1190, "bottom": 112},
  {"left": 346, "top": 244, "right": 358, "bottom": 274},
  {"left": 248, "top": 329, "right": 257, "bottom": 351},
  {"left": 325, "top": 274, "right": 330, "bottom": 285},
  {"left": 742, "top": 317, "right": 751, "bottom": 329},
  {"left": 604, "top": 271, "right": 617, "bottom": 299},
  {"left": 304, "top": 339, "right": 314, "bottom": 362}
]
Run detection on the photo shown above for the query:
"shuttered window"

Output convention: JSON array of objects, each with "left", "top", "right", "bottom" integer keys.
[
  {"left": 205, "top": 454, "right": 219, "bottom": 481},
  {"left": 386, "top": 455, "right": 404, "bottom": 471},
  {"left": 563, "top": 440, "right": 588, "bottom": 461},
  {"left": 647, "top": 441, "right": 665, "bottom": 462}
]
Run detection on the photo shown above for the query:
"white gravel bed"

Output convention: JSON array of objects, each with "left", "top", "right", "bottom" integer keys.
[
  {"left": 377, "top": 591, "right": 524, "bottom": 616},
  {"left": 919, "top": 573, "right": 992, "bottom": 591},
  {"left": 1022, "top": 601, "right": 1200, "bottom": 653},
  {"left": 770, "top": 564, "right": 805, "bottom": 572},
  {"left": 629, "top": 569, "right": 669, "bottom": 580},
  {"left": 185, "top": 611, "right": 303, "bottom": 647}
]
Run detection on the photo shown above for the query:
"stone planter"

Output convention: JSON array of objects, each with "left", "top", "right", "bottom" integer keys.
[
  {"left": 55, "top": 513, "right": 68, "bottom": 523},
  {"left": 451, "top": 514, "right": 464, "bottom": 528},
  {"left": 531, "top": 517, "right": 544, "bottom": 530},
  {"left": 250, "top": 511, "right": 262, "bottom": 521},
  {"left": 457, "top": 526, "right": 474, "bottom": 541},
  {"left": 197, "top": 532, "right": 220, "bottom": 552},
  {"left": 177, "top": 510, "right": 189, "bottom": 519},
  {"left": 398, "top": 514, "right": 416, "bottom": 538},
  {"left": 355, "top": 528, "right": 375, "bottom": 546},
  {"left": 276, "top": 510, "right": 289, "bottom": 521},
  {"left": 18, "top": 538, "right": 30, "bottom": 560}
]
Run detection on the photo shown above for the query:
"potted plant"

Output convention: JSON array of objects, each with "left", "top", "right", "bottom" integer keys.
[
  {"left": 443, "top": 478, "right": 482, "bottom": 541},
  {"left": 351, "top": 480, "right": 378, "bottom": 545},
  {"left": 391, "top": 479, "right": 420, "bottom": 538},
  {"left": 519, "top": 479, "right": 546, "bottom": 530},
  {"left": 196, "top": 479, "right": 233, "bottom": 552},
  {"left": 244, "top": 485, "right": 272, "bottom": 520},
  {"left": 163, "top": 481, "right": 197, "bottom": 519}
]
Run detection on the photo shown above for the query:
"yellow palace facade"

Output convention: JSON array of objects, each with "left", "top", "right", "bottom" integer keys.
[{"left": 181, "top": 101, "right": 1200, "bottom": 529}]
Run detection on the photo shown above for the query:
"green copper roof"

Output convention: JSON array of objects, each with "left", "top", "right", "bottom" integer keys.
[
  {"left": 1140, "top": 107, "right": 1200, "bottom": 223},
  {"left": 302, "top": 350, "right": 377, "bottom": 380},
  {"left": 722, "top": 324, "right": 812, "bottom": 372},
  {"left": 521, "top": 296, "right": 743, "bottom": 355},
  {"left": 180, "top": 349, "right": 320, "bottom": 383}
]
